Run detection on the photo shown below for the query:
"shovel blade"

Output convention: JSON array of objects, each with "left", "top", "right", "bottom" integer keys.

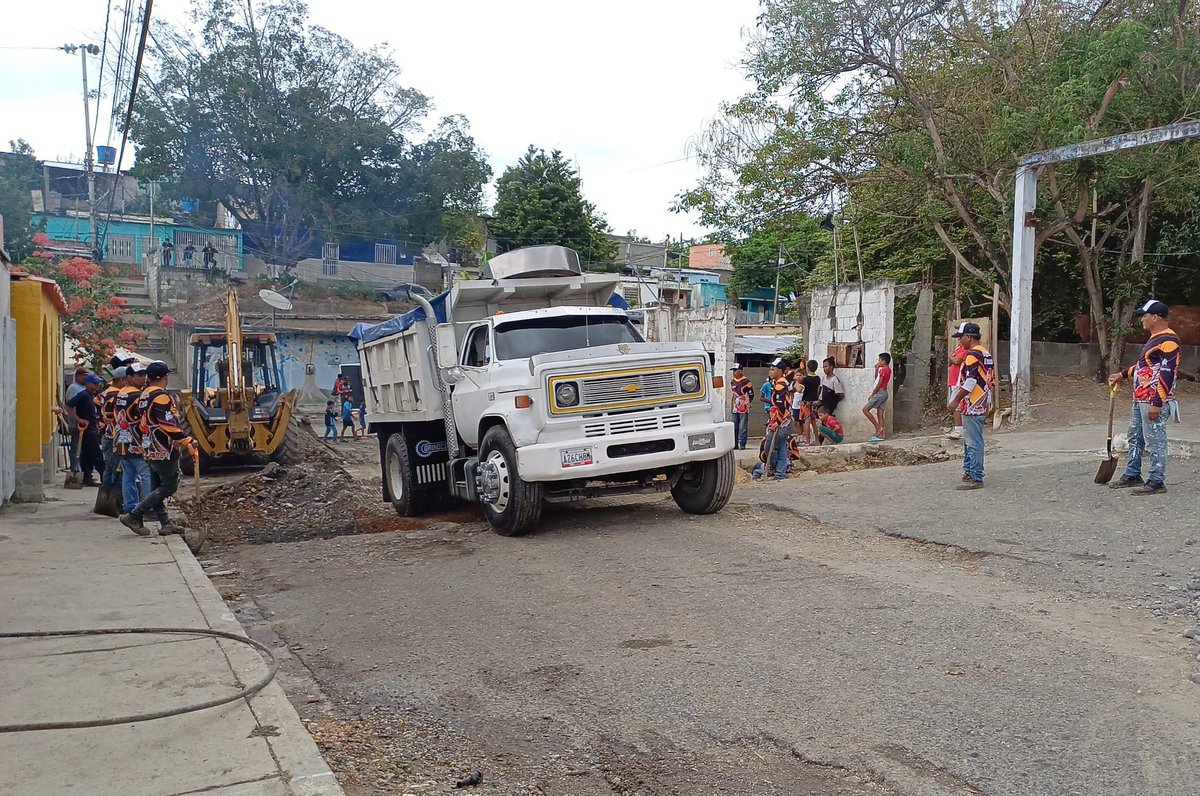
[{"left": 1094, "top": 456, "right": 1119, "bottom": 485}]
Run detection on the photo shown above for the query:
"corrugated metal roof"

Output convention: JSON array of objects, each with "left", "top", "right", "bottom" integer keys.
[{"left": 735, "top": 334, "right": 799, "bottom": 355}]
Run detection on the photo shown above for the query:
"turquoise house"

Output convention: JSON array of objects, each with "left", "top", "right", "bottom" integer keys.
[{"left": 33, "top": 211, "right": 245, "bottom": 271}]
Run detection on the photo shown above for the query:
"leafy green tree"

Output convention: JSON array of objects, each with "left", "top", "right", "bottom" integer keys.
[
  {"left": 490, "top": 147, "right": 617, "bottom": 266},
  {"left": 0, "top": 140, "right": 42, "bottom": 261},
  {"left": 132, "top": 0, "right": 491, "bottom": 264},
  {"left": 726, "top": 214, "right": 829, "bottom": 297},
  {"left": 682, "top": 0, "right": 1200, "bottom": 376}
]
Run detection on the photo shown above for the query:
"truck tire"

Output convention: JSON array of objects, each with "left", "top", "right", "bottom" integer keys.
[
  {"left": 671, "top": 451, "right": 735, "bottom": 515},
  {"left": 385, "top": 433, "right": 430, "bottom": 517},
  {"left": 270, "top": 421, "right": 302, "bottom": 465},
  {"left": 478, "top": 425, "right": 543, "bottom": 537}
]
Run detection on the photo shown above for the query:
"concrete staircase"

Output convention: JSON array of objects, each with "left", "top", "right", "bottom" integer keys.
[{"left": 114, "top": 275, "right": 171, "bottom": 363}]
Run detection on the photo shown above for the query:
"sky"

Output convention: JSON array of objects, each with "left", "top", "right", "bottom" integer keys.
[{"left": 0, "top": 0, "right": 761, "bottom": 241}]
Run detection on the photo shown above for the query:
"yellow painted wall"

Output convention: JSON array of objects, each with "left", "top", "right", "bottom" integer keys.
[{"left": 11, "top": 281, "right": 63, "bottom": 464}]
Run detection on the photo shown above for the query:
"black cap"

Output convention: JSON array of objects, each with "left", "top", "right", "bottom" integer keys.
[
  {"left": 127, "top": 361, "right": 146, "bottom": 376},
  {"left": 952, "top": 321, "right": 982, "bottom": 339},
  {"left": 146, "top": 360, "right": 173, "bottom": 379},
  {"left": 1134, "top": 299, "right": 1169, "bottom": 318},
  {"left": 109, "top": 354, "right": 134, "bottom": 368}
]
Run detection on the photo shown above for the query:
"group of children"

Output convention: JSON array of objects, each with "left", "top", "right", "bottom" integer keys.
[
  {"left": 324, "top": 375, "right": 368, "bottom": 442},
  {"left": 732, "top": 352, "right": 897, "bottom": 480}
]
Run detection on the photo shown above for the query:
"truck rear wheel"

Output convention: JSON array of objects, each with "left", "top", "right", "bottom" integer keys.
[
  {"left": 478, "top": 426, "right": 543, "bottom": 537},
  {"left": 385, "top": 434, "right": 430, "bottom": 516},
  {"left": 671, "top": 451, "right": 735, "bottom": 515}
]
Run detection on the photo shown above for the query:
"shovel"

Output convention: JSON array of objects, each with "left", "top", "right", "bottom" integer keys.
[
  {"left": 1094, "top": 384, "right": 1120, "bottom": 484},
  {"left": 64, "top": 423, "right": 84, "bottom": 490},
  {"left": 188, "top": 443, "right": 208, "bottom": 553}
]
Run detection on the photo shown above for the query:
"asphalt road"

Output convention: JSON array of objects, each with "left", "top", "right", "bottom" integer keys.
[{"left": 215, "top": 432, "right": 1200, "bottom": 796}]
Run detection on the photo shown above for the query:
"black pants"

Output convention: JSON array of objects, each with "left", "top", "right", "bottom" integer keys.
[
  {"left": 79, "top": 429, "right": 103, "bottom": 480},
  {"left": 133, "top": 457, "right": 180, "bottom": 522}
]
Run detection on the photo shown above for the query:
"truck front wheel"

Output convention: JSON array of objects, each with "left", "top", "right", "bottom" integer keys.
[
  {"left": 478, "top": 426, "right": 543, "bottom": 536},
  {"left": 385, "top": 434, "right": 430, "bottom": 517},
  {"left": 671, "top": 451, "right": 736, "bottom": 515}
]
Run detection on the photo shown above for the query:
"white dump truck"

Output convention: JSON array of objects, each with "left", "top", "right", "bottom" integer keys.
[{"left": 351, "top": 245, "right": 736, "bottom": 536}]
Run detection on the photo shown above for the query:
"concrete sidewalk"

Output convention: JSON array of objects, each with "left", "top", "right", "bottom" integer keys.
[{"left": 0, "top": 487, "right": 342, "bottom": 796}]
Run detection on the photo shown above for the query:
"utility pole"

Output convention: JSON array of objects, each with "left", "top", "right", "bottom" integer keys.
[
  {"left": 773, "top": 245, "right": 784, "bottom": 326},
  {"left": 62, "top": 43, "right": 101, "bottom": 259}
]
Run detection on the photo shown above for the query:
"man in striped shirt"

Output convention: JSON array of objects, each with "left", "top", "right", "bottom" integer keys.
[{"left": 1108, "top": 300, "right": 1180, "bottom": 495}]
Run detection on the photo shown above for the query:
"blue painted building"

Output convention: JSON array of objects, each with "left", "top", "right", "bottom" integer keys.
[{"left": 33, "top": 211, "right": 245, "bottom": 271}]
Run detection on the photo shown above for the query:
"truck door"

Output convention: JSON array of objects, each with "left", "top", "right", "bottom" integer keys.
[{"left": 450, "top": 323, "right": 494, "bottom": 448}]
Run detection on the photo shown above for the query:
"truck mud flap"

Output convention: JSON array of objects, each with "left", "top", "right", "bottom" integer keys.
[{"left": 379, "top": 421, "right": 449, "bottom": 502}]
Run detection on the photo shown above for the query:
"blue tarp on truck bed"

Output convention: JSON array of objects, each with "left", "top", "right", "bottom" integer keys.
[{"left": 347, "top": 291, "right": 450, "bottom": 346}]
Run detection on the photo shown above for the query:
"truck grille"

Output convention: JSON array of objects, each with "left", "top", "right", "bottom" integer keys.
[
  {"left": 582, "top": 414, "right": 683, "bottom": 438},
  {"left": 580, "top": 371, "right": 680, "bottom": 406}
]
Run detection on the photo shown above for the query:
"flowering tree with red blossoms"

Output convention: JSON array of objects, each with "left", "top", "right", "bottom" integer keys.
[{"left": 20, "top": 233, "right": 147, "bottom": 370}]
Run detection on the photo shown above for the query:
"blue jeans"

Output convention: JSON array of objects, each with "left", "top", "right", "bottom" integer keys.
[
  {"left": 1124, "top": 403, "right": 1168, "bottom": 487},
  {"left": 101, "top": 437, "right": 119, "bottom": 487},
  {"left": 962, "top": 414, "right": 985, "bottom": 482},
  {"left": 732, "top": 412, "right": 748, "bottom": 448},
  {"left": 769, "top": 426, "right": 791, "bottom": 479},
  {"left": 121, "top": 454, "right": 152, "bottom": 513},
  {"left": 323, "top": 423, "right": 336, "bottom": 440}
]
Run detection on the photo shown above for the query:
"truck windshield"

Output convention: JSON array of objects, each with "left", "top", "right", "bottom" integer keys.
[{"left": 494, "top": 315, "right": 644, "bottom": 360}]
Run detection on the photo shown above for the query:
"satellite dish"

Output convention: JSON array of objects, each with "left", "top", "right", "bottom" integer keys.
[{"left": 259, "top": 289, "right": 293, "bottom": 312}]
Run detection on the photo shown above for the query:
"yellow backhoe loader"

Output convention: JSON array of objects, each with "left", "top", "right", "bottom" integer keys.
[{"left": 177, "top": 289, "right": 301, "bottom": 471}]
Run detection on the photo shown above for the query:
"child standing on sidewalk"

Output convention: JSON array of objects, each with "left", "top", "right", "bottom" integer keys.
[{"left": 323, "top": 401, "right": 337, "bottom": 441}]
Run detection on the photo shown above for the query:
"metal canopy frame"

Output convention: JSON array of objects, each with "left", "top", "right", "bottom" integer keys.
[{"left": 1009, "top": 120, "right": 1200, "bottom": 421}]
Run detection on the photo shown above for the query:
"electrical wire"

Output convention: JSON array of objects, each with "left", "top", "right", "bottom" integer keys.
[{"left": 0, "top": 627, "right": 279, "bottom": 733}]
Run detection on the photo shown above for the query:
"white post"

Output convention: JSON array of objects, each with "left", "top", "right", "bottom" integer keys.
[{"left": 1009, "top": 165, "right": 1038, "bottom": 423}]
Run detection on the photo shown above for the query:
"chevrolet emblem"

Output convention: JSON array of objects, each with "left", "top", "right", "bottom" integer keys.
[{"left": 621, "top": 384, "right": 640, "bottom": 393}]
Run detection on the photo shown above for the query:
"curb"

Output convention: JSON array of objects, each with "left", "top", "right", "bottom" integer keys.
[{"left": 166, "top": 536, "right": 344, "bottom": 796}]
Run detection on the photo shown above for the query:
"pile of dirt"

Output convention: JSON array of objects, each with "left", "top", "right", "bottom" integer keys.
[
  {"left": 178, "top": 429, "right": 479, "bottom": 545},
  {"left": 178, "top": 460, "right": 391, "bottom": 545}
]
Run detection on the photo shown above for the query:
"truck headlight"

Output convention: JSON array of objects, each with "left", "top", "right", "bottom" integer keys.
[
  {"left": 554, "top": 381, "right": 580, "bottom": 408},
  {"left": 679, "top": 369, "right": 701, "bottom": 394}
]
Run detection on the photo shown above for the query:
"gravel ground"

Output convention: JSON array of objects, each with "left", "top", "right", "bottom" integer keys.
[{"left": 199, "top": 416, "right": 1200, "bottom": 796}]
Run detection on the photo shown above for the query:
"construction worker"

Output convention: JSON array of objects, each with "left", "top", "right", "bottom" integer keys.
[
  {"left": 120, "top": 361, "right": 202, "bottom": 551},
  {"left": 68, "top": 374, "right": 106, "bottom": 486},
  {"left": 947, "top": 322, "right": 994, "bottom": 490},
  {"left": 763, "top": 358, "right": 794, "bottom": 480},
  {"left": 1108, "top": 299, "right": 1181, "bottom": 495},
  {"left": 114, "top": 362, "right": 152, "bottom": 515},
  {"left": 729, "top": 364, "right": 753, "bottom": 450},
  {"left": 92, "top": 367, "right": 126, "bottom": 515},
  {"left": 99, "top": 368, "right": 126, "bottom": 486}
]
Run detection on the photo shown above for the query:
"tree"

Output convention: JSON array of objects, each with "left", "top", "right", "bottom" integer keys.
[
  {"left": 20, "top": 234, "right": 145, "bottom": 369},
  {"left": 0, "top": 140, "right": 42, "bottom": 261},
  {"left": 726, "top": 214, "right": 829, "bottom": 297},
  {"left": 132, "top": 0, "right": 491, "bottom": 264},
  {"left": 682, "top": 0, "right": 1200, "bottom": 377},
  {"left": 490, "top": 147, "right": 618, "bottom": 265}
]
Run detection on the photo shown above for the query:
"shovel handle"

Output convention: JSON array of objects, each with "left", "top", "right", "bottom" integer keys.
[{"left": 1105, "top": 384, "right": 1118, "bottom": 454}]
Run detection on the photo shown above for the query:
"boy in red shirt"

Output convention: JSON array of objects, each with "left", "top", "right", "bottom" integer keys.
[{"left": 862, "top": 352, "right": 892, "bottom": 442}]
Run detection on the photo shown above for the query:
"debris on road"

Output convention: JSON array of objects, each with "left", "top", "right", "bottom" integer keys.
[{"left": 453, "top": 769, "right": 483, "bottom": 788}]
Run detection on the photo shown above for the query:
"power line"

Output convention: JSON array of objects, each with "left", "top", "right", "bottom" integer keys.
[
  {"left": 93, "top": 0, "right": 114, "bottom": 144},
  {"left": 98, "top": 0, "right": 152, "bottom": 249}
]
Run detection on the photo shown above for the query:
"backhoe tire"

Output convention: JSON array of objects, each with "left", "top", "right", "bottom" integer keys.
[
  {"left": 385, "top": 434, "right": 431, "bottom": 517},
  {"left": 478, "top": 426, "right": 543, "bottom": 537},
  {"left": 671, "top": 451, "right": 735, "bottom": 516},
  {"left": 270, "top": 421, "right": 302, "bottom": 465}
]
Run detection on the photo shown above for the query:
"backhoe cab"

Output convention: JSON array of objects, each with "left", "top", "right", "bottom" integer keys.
[{"left": 177, "top": 289, "right": 301, "bottom": 469}]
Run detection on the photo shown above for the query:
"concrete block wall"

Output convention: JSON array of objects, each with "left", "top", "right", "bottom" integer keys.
[{"left": 809, "top": 280, "right": 896, "bottom": 441}]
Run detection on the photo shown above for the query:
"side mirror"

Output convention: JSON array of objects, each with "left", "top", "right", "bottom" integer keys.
[{"left": 434, "top": 323, "right": 459, "bottom": 370}]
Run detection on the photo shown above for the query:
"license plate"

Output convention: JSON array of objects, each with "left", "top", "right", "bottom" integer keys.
[{"left": 560, "top": 447, "right": 594, "bottom": 468}]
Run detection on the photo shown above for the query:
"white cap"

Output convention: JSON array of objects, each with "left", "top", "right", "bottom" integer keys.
[{"left": 730, "top": 363, "right": 743, "bottom": 371}]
